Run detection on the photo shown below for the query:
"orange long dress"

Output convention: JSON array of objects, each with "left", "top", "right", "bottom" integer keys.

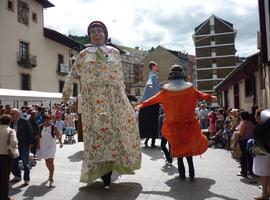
[{"left": 141, "top": 86, "right": 212, "bottom": 157}]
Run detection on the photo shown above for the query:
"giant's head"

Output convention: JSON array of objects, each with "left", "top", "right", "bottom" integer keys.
[{"left": 87, "top": 21, "right": 108, "bottom": 45}]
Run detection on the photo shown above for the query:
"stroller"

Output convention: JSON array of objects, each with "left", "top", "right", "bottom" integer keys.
[{"left": 63, "top": 127, "right": 76, "bottom": 144}]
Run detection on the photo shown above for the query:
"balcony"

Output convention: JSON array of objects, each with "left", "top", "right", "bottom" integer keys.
[
  {"left": 17, "top": 53, "right": 37, "bottom": 68},
  {"left": 57, "top": 63, "right": 70, "bottom": 75}
]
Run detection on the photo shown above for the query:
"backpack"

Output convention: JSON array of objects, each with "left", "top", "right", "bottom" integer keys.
[{"left": 39, "top": 123, "right": 56, "bottom": 138}]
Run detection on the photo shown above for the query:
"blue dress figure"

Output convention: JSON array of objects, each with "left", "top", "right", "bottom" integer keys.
[{"left": 139, "top": 61, "right": 160, "bottom": 147}]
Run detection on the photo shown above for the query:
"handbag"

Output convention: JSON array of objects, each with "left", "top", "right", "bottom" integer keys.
[{"left": 7, "top": 130, "right": 19, "bottom": 158}]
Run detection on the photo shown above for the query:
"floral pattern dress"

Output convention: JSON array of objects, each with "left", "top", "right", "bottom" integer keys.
[{"left": 62, "top": 46, "right": 141, "bottom": 184}]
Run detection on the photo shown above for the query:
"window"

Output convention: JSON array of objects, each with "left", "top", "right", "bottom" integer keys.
[
  {"left": 73, "top": 83, "right": 78, "bottom": 97},
  {"left": 212, "top": 58, "right": 216, "bottom": 64},
  {"left": 245, "top": 77, "right": 254, "bottom": 97},
  {"left": 260, "top": 67, "right": 266, "bottom": 89},
  {"left": 21, "top": 73, "right": 31, "bottom": 90},
  {"left": 69, "top": 54, "right": 75, "bottom": 66},
  {"left": 211, "top": 47, "right": 216, "bottom": 53},
  {"left": 211, "top": 36, "right": 215, "bottom": 42},
  {"left": 32, "top": 12, "right": 37, "bottom": 23},
  {"left": 58, "top": 54, "right": 64, "bottom": 64},
  {"left": 7, "top": 0, "right": 14, "bottom": 11},
  {"left": 135, "top": 88, "right": 140, "bottom": 96},
  {"left": 17, "top": 0, "right": 29, "bottom": 26},
  {"left": 19, "top": 41, "right": 29, "bottom": 60},
  {"left": 59, "top": 80, "right": 65, "bottom": 93}
]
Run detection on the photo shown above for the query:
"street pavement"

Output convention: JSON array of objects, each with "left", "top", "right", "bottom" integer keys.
[{"left": 10, "top": 140, "right": 261, "bottom": 200}]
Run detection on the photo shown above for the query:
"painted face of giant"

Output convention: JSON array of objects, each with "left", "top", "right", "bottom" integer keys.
[{"left": 89, "top": 26, "right": 106, "bottom": 45}]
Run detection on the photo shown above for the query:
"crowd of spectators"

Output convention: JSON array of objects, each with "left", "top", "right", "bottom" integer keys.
[
  {"left": 0, "top": 102, "right": 76, "bottom": 199},
  {"left": 196, "top": 105, "right": 270, "bottom": 200}
]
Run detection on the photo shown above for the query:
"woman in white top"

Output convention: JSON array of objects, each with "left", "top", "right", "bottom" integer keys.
[
  {"left": 253, "top": 109, "right": 270, "bottom": 200},
  {"left": 37, "top": 114, "right": 63, "bottom": 188},
  {"left": 0, "top": 114, "right": 17, "bottom": 200}
]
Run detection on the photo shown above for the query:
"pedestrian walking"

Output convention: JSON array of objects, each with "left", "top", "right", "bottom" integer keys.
[
  {"left": 198, "top": 104, "right": 209, "bottom": 129},
  {"left": 10, "top": 108, "right": 34, "bottom": 186},
  {"left": 36, "top": 114, "right": 63, "bottom": 188},
  {"left": 0, "top": 114, "right": 17, "bottom": 200}
]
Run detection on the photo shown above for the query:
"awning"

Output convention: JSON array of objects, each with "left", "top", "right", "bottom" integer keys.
[{"left": 0, "top": 88, "right": 62, "bottom": 102}]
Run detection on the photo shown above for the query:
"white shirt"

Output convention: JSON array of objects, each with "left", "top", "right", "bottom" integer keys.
[{"left": 198, "top": 108, "right": 209, "bottom": 120}]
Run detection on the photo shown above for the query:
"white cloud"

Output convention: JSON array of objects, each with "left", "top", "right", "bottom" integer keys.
[{"left": 44, "top": 0, "right": 259, "bottom": 56}]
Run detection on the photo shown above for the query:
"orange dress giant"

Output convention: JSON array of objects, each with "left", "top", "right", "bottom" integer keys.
[{"left": 141, "top": 86, "right": 212, "bottom": 157}]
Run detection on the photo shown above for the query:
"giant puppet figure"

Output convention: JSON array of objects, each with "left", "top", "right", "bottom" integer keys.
[
  {"left": 138, "top": 65, "right": 215, "bottom": 179},
  {"left": 139, "top": 61, "right": 160, "bottom": 147},
  {"left": 62, "top": 21, "right": 141, "bottom": 189}
]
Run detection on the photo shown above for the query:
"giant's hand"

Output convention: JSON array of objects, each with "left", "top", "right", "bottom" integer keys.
[
  {"left": 211, "top": 95, "right": 217, "bottom": 100},
  {"left": 135, "top": 103, "right": 143, "bottom": 111}
]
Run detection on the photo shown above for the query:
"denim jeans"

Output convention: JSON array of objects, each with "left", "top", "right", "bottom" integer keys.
[
  {"left": 239, "top": 139, "right": 253, "bottom": 174},
  {"left": 12, "top": 145, "right": 30, "bottom": 181},
  {"left": 200, "top": 119, "right": 208, "bottom": 129}
]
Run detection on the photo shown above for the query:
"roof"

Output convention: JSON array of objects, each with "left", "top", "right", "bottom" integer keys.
[
  {"left": 194, "top": 14, "right": 234, "bottom": 34},
  {"left": 35, "top": 0, "right": 54, "bottom": 8},
  {"left": 215, "top": 52, "right": 259, "bottom": 91},
  {"left": 107, "top": 43, "right": 126, "bottom": 55},
  {"left": 0, "top": 88, "right": 62, "bottom": 101},
  {"left": 168, "top": 49, "right": 188, "bottom": 60},
  {"left": 195, "top": 19, "right": 208, "bottom": 32},
  {"left": 44, "top": 28, "right": 86, "bottom": 51},
  {"left": 150, "top": 46, "right": 189, "bottom": 61}
]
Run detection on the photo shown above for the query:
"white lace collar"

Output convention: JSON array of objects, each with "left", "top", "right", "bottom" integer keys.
[
  {"left": 162, "top": 80, "right": 193, "bottom": 91},
  {"left": 86, "top": 45, "right": 113, "bottom": 53}
]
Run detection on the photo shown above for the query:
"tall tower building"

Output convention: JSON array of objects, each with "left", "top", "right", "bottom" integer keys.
[{"left": 193, "top": 15, "right": 237, "bottom": 94}]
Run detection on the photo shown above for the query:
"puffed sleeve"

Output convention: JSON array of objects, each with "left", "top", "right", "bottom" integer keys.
[
  {"left": 62, "top": 52, "right": 85, "bottom": 100},
  {"left": 141, "top": 90, "right": 164, "bottom": 108},
  {"left": 195, "top": 88, "right": 213, "bottom": 102},
  {"left": 148, "top": 74, "right": 158, "bottom": 86}
]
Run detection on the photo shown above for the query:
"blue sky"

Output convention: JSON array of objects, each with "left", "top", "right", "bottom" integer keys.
[{"left": 44, "top": 0, "right": 259, "bottom": 57}]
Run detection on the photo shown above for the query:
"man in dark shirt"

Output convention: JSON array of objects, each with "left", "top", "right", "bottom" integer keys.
[{"left": 10, "top": 108, "right": 34, "bottom": 186}]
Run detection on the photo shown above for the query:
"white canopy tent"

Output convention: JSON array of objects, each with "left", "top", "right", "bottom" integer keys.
[{"left": 0, "top": 88, "right": 63, "bottom": 109}]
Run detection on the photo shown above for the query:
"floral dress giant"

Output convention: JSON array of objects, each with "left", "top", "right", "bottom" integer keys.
[{"left": 62, "top": 46, "right": 141, "bottom": 184}]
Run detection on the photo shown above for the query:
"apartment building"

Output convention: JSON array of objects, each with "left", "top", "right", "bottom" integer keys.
[
  {"left": 0, "top": 0, "right": 85, "bottom": 97},
  {"left": 143, "top": 46, "right": 195, "bottom": 84},
  {"left": 193, "top": 15, "right": 237, "bottom": 94},
  {"left": 115, "top": 45, "right": 145, "bottom": 94}
]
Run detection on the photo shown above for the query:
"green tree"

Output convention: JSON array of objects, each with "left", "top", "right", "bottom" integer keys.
[{"left": 68, "top": 35, "right": 89, "bottom": 44}]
